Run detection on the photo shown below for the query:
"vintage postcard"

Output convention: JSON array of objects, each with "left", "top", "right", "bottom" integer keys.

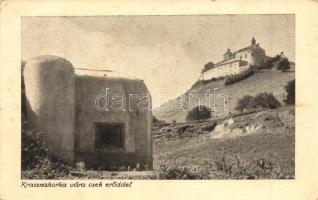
[{"left": 1, "top": 1, "right": 318, "bottom": 200}]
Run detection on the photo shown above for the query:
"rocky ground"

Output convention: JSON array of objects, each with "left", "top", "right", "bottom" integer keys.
[{"left": 153, "top": 106, "right": 295, "bottom": 179}]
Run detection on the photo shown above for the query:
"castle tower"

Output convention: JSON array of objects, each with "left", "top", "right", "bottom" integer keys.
[
  {"left": 251, "top": 37, "right": 256, "bottom": 45},
  {"left": 223, "top": 48, "right": 233, "bottom": 60}
]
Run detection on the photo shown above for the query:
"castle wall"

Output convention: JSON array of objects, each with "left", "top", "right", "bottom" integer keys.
[
  {"left": 201, "top": 38, "right": 266, "bottom": 80},
  {"left": 235, "top": 48, "right": 266, "bottom": 67},
  {"left": 235, "top": 49, "right": 254, "bottom": 65},
  {"left": 201, "top": 61, "right": 240, "bottom": 80},
  {"left": 253, "top": 48, "right": 266, "bottom": 66},
  {"left": 23, "top": 55, "right": 75, "bottom": 163}
]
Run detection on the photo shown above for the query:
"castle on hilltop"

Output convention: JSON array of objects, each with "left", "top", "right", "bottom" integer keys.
[{"left": 200, "top": 37, "right": 266, "bottom": 80}]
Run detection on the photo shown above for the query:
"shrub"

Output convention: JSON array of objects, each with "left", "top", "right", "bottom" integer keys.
[
  {"left": 213, "top": 154, "right": 294, "bottom": 179},
  {"left": 225, "top": 68, "right": 254, "bottom": 85},
  {"left": 186, "top": 106, "right": 211, "bottom": 121},
  {"left": 277, "top": 58, "right": 290, "bottom": 71},
  {"left": 21, "top": 116, "right": 72, "bottom": 179},
  {"left": 284, "top": 79, "right": 295, "bottom": 105},
  {"left": 271, "top": 55, "right": 281, "bottom": 63},
  {"left": 191, "top": 76, "right": 228, "bottom": 89},
  {"left": 253, "top": 93, "right": 281, "bottom": 109},
  {"left": 159, "top": 165, "right": 211, "bottom": 179},
  {"left": 235, "top": 95, "right": 255, "bottom": 111},
  {"left": 21, "top": 61, "right": 27, "bottom": 117},
  {"left": 264, "top": 60, "right": 274, "bottom": 69},
  {"left": 153, "top": 115, "right": 159, "bottom": 123},
  {"left": 235, "top": 92, "right": 281, "bottom": 111},
  {"left": 204, "top": 62, "right": 214, "bottom": 70},
  {"left": 254, "top": 60, "right": 273, "bottom": 70}
]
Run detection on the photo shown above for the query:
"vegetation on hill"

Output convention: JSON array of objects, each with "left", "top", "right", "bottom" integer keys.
[
  {"left": 157, "top": 133, "right": 295, "bottom": 179},
  {"left": 21, "top": 116, "right": 72, "bottom": 179},
  {"left": 253, "top": 60, "right": 274, "bottom": 70},
  {"left": 235, "top": 92, "right": 281, "bottom": 112},
  {"left": 190, "top": 76, "right": 226, "bottom": 89},
  {"left": 277, "top": 58, "right": 290, "bottom": 72},
  {"left": 154, "top": 106, "right": 295, "bottom": 179},
  {"left": 186, "top": 106, "right": 211, "bottom": 121},
  {"left": 225, "top": 68, "right": 255, "bottom": 85},
  {"left": 154, "top": 70, "right": 294, "bottom": 122},
  {"left": 284, "top": 79, "right": 295, "bottom": 105},
  {"left": 203, "top": 62, "right": 215, "bottom": 72},
  {"left": 271, "top": 54, "right": 282, "bottom": 63}
]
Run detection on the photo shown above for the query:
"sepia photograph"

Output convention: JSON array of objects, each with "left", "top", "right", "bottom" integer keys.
[{"left": 21, "top": 15, "right": 295, "bottom": 180}]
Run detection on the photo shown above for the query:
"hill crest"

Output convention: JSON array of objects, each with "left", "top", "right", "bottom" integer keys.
[{"left": 153, "top": 70, "right": 295, "bottom": 122}]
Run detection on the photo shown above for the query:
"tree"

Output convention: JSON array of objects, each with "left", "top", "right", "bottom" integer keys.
[
  {"left": 235, "top": 93, "right": 281, "bottom": 111},
  {"left": 271, "top": 54, "right": 281, "bottom": 63},
  {"left": 284, "top": 79, "right": 295, "bottom": 105},
  {"left": 253, "top": 92, "right": 281, "bottom": 109},
  {"left": 186, "top": 106, "right": 211, "bottom": 121},
  {"left": 277, "top": 58, "right": 290, "bottom": 71},
  {"left": 225, "top": 68, "right": 254, "bottom": 85},
  {"left": 235, "top": 95, "right": 254, "bottom": 111},
  {"left": 204, "top": 62, "right": 214, "bottom": 70}
]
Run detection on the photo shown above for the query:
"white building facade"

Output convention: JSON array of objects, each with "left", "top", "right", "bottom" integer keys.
[{"left": 200, "top": 37, "right": 266, "bottom": 81}]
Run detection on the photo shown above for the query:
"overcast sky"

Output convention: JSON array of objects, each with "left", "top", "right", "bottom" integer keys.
[{"left": 22, "top": 15, "right": 295, "bottom": 107}]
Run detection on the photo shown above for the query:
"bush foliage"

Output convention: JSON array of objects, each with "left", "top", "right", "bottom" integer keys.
[
  {"left": 186, "top": 106, "right": 211, "bottom": 121},
  {"left": 284, "top": 79, "right": 295, "bottom": 105},
  {"left": 225, "top": 68, "right": 254, "bottom": 85},
  {"left": 204, "top": 62, "right": 215, "bottom": 71},
  {"left": 159, "top": 165, "right": 211, "bottom": 179},
  {"left": 253, "top": 60, "right": 274, "bottom": 70},
  {"left": 158, "top": 154, "right": 294, "bottom": 179},
  {"left": 21, "top": 116, "right": 72, "bottom": 179},
  {"left": 270, "top": 55, "right": 281, "bottom": 63},
  {"left": 235, "top": 92, "right": 281, "bottom": 112},
  {"left": 191, "top": 76, "right": 226, "bottom": 89},
  {"left": 277, "top": 58, "right": 290, "bottom": 72}
]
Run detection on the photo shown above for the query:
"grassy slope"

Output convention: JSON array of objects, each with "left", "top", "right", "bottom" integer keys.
[
  {"left": 153, "top": 107, "right": 295, "bottom": 179},
  {"left": 154, "top": 133, "right": 294, "bottom": 167},
  {"left": 153, "top": 70, "right": 295, "bottom": 122},
  {"left": 154, "top": 133, "right": 295, "bottom": 179}
]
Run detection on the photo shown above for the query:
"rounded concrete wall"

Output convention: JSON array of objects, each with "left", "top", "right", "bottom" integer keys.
[
  {"left": 74, "top": 75, "right": 153, "bottom": 169},
  {"left": 23, "top": 55, "right": 75, "bottom": 163}
]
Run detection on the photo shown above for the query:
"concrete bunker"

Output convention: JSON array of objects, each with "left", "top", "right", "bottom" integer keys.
[{"left": 23, "top": 55, "right": 153, "bottom": 170}]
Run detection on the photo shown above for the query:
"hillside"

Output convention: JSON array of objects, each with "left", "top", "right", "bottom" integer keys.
[
  {"left": 153, "top": 106, "right": 295, "bottom": 179},
  {"left": 153, "top": 70, "right": 295, "bottom": 122}
]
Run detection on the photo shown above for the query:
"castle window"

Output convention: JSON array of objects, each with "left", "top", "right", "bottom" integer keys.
[
  {"left": 245, "top": 54, "right": 247, "bottom": 58},
  {"left": 251, "top": 53, "right": 254, "bottom": 57},
  {"left": 95, "top": 122, "right": 125, "bottom": 149},
  {"left": 240, "top": 55, "right": 242, "bottom": 60}
]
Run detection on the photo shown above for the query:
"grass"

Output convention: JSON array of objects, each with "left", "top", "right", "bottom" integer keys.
[{"left": 154, "top": 132, "right": 294, "bottom": 179}]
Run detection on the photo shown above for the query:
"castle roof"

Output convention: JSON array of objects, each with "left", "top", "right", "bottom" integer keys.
[
  {"left": 223, "top": 48, "right": 233, "bottom": 55},
  {"left": 234, "top": 45, "right": 254, "bottom": 54},
  {"left": 74, "top": 68, "right": 142, "bottom": 80},
  {"left": 234, "top": 43, "right": 264, "bottom": 54}
]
